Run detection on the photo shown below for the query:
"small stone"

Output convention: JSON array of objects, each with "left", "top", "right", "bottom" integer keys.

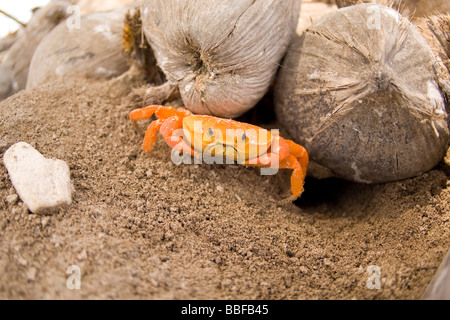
[
  {"left": 77, "top": 249, "right": 88, "bottom": 260},
  {"left": 298, "top": 266, "right": 309, "bottom": 274},
  {"left": 3, "top": 142, "right": 72, "bottom": 214},
  {"left": 12, "top": 206, "right": 27, "bottom": 216},
  {"left": 17, "top": 257, "right": 27, "bottom": 266},
  {"left": 5, "top": 194, "right": 18, "bottom": 205},
  {"left": 41, "top": 216, "right": 50, "bottom": 228},
  {"left": 216, "top": 185, "right": 224, "bottom": 193},
  {"left": 26, "top": 267, "right": 37, "bottom": 281}
]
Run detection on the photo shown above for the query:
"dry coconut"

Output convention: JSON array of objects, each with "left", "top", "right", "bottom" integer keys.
[
  {"left": 140, "top": 0, "right": 302, "bottom": 118},
  {"left": 0, "top": 0, "right": 71, "bottom": 99},
  {"left": 27, "top": 8, "right": 132, "bottom": 89},
  {"left": 275, "top": 4, "right": 449, "bottom": 184},
  {"left": 334, "top": 0, "right": 450, "bottom": 19}
]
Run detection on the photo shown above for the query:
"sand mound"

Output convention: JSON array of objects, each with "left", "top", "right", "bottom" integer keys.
[{"left": 0, "top": 77, "right": 449, "bottom": 299}]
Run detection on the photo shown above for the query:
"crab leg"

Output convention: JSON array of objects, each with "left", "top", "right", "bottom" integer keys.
[
  {"left": 142, "top": 119, "right": 162, "bottom": 152},
  {"left": 241, "top": 136, "right": 308, "bottom": 197},
  {"left": 129, "top": 105, "right": 190, "bottom": 122},
  {"left": 279, "top": 140, "right": 308, "bottom": 197},
  {"left": 279, "top": 155, "right": 306, "bottom": 197},
  {"left": 130, "top": 105, "right": 197, "bottom": 156},
  {"left": 285, "top": 139, "right": 308, "bottom": 177}
]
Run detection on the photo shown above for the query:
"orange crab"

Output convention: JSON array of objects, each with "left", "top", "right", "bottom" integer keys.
[{"left": 129, "top": 105, "right": 308, "bottom": 198}]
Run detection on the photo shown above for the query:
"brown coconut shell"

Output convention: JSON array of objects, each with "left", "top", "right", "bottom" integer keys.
[
  {"left": 27, "top": 8, "right": 132, "bottom": 89},
  {"left": 140, "top": 0, "right": 302, "bottom": 118},
  {"left": 275, "top": 4, "right": 449, "bottom": 183}
]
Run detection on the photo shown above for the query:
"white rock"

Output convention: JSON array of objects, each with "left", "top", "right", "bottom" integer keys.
[{"left": 3, "top": 142, "right": 72, "bottom": 214}]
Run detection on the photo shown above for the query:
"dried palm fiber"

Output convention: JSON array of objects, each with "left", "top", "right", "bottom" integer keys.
[
  {"left": 140, "top": 0, "right": 302, "bottom": 118},
  {"left": 122, "top": 7, "right": 166, "bottom": 86},
  {"left": 275, "top": 4, "right": 449, "bottom": 183},
  {"left": 0, "top": 0, "right": 71, "bottom": 99},
  {"left": 416, "top": 14, "right": 450, "bottom": 76},
  {"left": 27, "top": 8, "right": 132, "bottom": 89},
  {"left": 415, "top": 14, "right": 450, "bottom": 112},
  {"left": 120, "top": 7, "right": 175, "bottom": 107}
]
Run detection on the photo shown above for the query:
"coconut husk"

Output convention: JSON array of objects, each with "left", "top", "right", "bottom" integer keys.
[
  {"left": 415, "top": 14, "right": 450, "bottom": 127},
  {"left": 123, "top": 7, "right": 166, "bottom": 85},
  {"left": 140, "top": 0, "right": 302, "bottom": 118},
  {"left": 26, "top": 8, "right": 133, "bottom": 89},
  {"left": 275, "top": 4, "right": 449, "bottom": 183},
  {"left": 416, "top": 14, "right": 450, "bottom": 75},
  {"left": 0, "top": 0, "right": 72, "bottom": 99},
  {"left": 0, "top": 31, "right": 18, "bottom": 53},
  {"left": 423, "top": 249, "right": 450, "bottom": 299},
  {"left": 334, "top": 0, "right": 450, "bottom": 19},
  {"left": 121, "top": 6, "right": 177, "bottom": 108}
]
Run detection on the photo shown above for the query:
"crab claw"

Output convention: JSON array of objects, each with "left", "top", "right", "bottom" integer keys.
[{"left": 279, "top": 139, "right": 309, "bottom": 198}]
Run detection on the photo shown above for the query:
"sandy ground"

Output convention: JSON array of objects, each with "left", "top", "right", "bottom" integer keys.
[{"left": 0, "top": 76, "right": 449, "bottom": 300}]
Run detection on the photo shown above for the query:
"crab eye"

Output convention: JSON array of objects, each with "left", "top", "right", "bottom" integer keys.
[
  {"left": 208, "top": 128, "right": 214, "bottom": 136},
  {"left": 241, "top": 132, "right": 247, "bottom": 141}
]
